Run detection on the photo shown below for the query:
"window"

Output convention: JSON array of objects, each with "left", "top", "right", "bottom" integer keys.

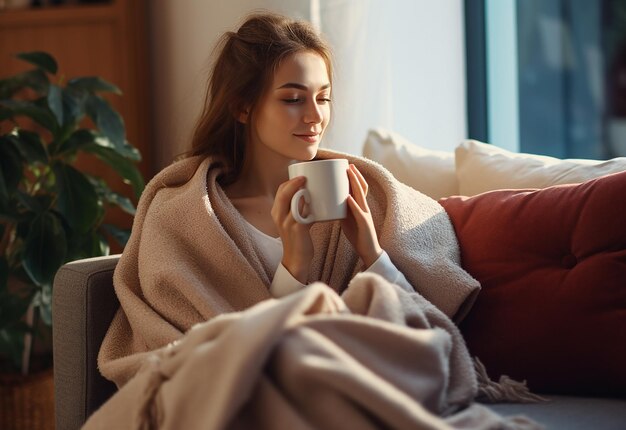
[{"left": 466, "top": 0, "right": 626, "bottom": 159}]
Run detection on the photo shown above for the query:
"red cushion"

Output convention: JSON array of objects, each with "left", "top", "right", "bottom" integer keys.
[{"left": 439, "top": 170, "right": 626, "bottom": 396}]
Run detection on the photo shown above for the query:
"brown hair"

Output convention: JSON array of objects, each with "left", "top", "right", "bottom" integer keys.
[{"left": 188, "top": 12, "right": 333, "bottom": 185}]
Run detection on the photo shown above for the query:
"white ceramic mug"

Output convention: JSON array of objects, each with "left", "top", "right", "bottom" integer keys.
[{"left": 288, "top": 159, "right": 349, "bottom": 224}]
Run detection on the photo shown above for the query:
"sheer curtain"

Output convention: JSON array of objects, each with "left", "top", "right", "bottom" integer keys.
[{"left": 317, "top": 0, "right": 467, "bottom": 155}]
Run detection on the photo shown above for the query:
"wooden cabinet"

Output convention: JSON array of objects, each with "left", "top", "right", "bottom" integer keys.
[{"left": 0, "top": 0, "right": 152, "bottom": 246}]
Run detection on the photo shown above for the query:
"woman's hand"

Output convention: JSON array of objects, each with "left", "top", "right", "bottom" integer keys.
[
  {"left": 341, "top": 163, "right": 383, "bottom": 268},
  {"left": 271, "top": 176, "right": 314, "bottom": 283}
]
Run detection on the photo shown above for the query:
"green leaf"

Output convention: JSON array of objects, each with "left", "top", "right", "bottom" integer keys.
[
  {"left": 38, "top": 285, "right": 52, "bottom": 326},
  {"left": 18, "top": 68, "right": 50, "bottom": 94},
  {"left": 16, "top": 214, "right": 36, "bottom": 239},
  {"left": 47, "top": 84, "right": 64, "bottom": 127},
  {"left": 0, "top": 99, "right": 58, "bottom": 132},
  {"left": 67, "top": 77, "right": 122, "bottom": 95},
  {"left": 0, "top": 136, "right": 24, "bottom": 200},
  {"left": 102, "top": 223, "right": 131, "bottom": 247},
  {"left": 53, "top": 163, "right": 100, "bottom": 234},
  {"left": 98, "top": 232, "right": 110, "bottom": 255},
  {"left": 61, "top": 86, "right": 87, "bottom": 128},
  {"left": 16, "top": 190, "right": 43, "bottom": 214},
  {"left": 0, "top": 76, "right": 24, "bottom": 100},
  {"left": 0, "top": 69, "right": 49, "bottom": 99},
  {"left": 85, "top": 94, "right": 126, "bottom": 152},
  {"left": 40, "top": 303, "right": 52, "bottom": 326},
  {"left": 21, "top": 211, "right": 67, "bottom": 286},
  {"left": 16, "top": 51, "right": 58, "bottom": 74},
  {"left": 106, "top": 191, "right": 136, "bottom": 215},
  {"left": 15, "top": 130, "right": 48, "bottom": 164},
  {"left": 89, "top": 132, "right": 140, "bottom": 161},
  {"left": 82, "top": 143, "right": 144, "bottom": 198},
  {"left": 66, "top": 229, "right": 109, "bottom": 261},
  {"left": 54, "top": 128, "right": 95, "bottom": 156},
  {"left": 88, "top": 176, "right": 136, "bottom": 215}
]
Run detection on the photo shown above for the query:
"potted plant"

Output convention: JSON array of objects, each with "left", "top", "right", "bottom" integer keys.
[{"left": 0, "top": 51, "right": 144, "bottom": 428}]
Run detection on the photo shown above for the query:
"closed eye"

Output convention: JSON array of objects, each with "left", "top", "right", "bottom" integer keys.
[{"left": 282, "top": 97, "right": 331, "bottom": 104}]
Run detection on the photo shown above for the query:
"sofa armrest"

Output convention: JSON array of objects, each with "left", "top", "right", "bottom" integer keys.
[{"left": 52, "top": 255, "right": 121, "bottom": 430}]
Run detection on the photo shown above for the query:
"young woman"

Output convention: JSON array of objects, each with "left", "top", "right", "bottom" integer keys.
[{"left": 98, "top": 11, "right": 478, "bottom": 389}]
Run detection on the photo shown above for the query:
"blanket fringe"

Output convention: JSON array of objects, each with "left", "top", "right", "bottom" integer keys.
[{"left": 473, "top": 357, "right": 550, "bottom": 404}]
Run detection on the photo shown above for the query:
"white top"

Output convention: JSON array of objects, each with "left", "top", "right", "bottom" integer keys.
[
  {"left": 244, "top": 219, "right": 283, "bottom": 272},
  {"left": 243, "top": 220, "right": 412, "bottom": 298}
]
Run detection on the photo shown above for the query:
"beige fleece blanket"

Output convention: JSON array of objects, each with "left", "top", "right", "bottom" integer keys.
[
  {"left": 87, "top": 275, "right": 537, "bottom": 429},
  {"left": 90, "top": 150, "right": 539, "bottom": 428}
]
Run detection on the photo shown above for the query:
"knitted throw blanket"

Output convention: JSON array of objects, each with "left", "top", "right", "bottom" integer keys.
[{"left": 90, "top": 150, "right": 539, "bottom": 428}]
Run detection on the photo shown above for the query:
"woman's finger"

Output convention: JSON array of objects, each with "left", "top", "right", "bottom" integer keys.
[
  {"left": 346, "top": 194, "right": 366, "bottom": 224},
  {"left": 350, "top": 164, "right": 368, "bottom": 196},
  {"left": 348, "top": 166, "right": 368, "bottom": 210},
  {"left": 271, "top": 176, "right": 306, "bottom": 220}
]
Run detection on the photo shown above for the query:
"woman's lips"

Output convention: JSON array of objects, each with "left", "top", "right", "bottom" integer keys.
[{"left": 294, "top": 134, "right": 319, "bottom": 143}]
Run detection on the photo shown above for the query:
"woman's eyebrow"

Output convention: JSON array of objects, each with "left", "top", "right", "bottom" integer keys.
[{"left": 276, "top": 83, "right": 331, "bottom": 91}]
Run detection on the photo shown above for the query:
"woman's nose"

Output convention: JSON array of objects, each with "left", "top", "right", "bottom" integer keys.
[{"left": 303, "top": 100, "right": 323, "bottom": 124}]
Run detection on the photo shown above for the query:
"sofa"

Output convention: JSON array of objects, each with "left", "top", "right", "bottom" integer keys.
[
  {"left": 52, "top": 129, "right": 626, "bottom": 429},
  {"left": 363, "top": 128, "right": 626, "bottom": 427}
]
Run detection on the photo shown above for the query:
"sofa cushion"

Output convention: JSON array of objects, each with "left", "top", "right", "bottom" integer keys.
[
  {"left": 363, "top": 128, "right": 458, "bottom": 200},
  {"left": 456, "top": 140, "right": 626, "bottom": 196},
  {"left": 439, "top": 170, "right": 626, "bottom": 396}
]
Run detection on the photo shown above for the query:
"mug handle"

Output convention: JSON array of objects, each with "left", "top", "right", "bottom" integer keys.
[{"left": 290, "top": 188, "right": 314, "bottom": 224}]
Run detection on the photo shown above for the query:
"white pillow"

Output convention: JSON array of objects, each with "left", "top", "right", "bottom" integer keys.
[
  {"left": 362, "top": 128, "right": 459, "bottom": 200},
  {"left": 456, "top": 140, "right": 626, "bottom": 196}
]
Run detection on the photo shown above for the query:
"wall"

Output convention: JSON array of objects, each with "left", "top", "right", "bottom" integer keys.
[{"left": 149, "top": 1, "right": 466, "bottom": 169}]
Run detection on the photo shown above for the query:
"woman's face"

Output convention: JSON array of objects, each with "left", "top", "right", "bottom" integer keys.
[{"left": 248, "top": 51, "right": 331, "bottom": 162}]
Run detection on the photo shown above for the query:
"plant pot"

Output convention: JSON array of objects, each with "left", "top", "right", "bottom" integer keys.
[{"left": 0, "top": 368, "right": 55, "bottom": 430}]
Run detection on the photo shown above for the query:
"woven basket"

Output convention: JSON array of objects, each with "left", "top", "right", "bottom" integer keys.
[{"left": 0, "top": 368, "right": 55, "bottom": 430}]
